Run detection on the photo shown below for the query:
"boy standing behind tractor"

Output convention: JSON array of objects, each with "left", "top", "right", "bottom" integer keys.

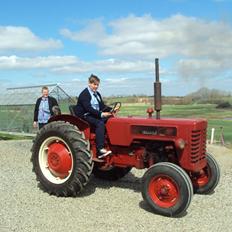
[{"left": 33, "top": 86, "right": 59, "bottom": 129}]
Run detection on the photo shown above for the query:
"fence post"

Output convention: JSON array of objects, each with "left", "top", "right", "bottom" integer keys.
[
  {"left": 220, "top": 126, "right": 225, "bottom": 146},
  {"left": 210, "top": 128, "right": 215, "bottom": 144}
]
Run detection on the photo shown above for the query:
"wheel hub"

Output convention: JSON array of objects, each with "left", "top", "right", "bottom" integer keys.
[
  {"left": 47, "top": 143, "right": 72, "bottom": 177},
  {"left": 160, "top": 186, "right": 169, "bottom": 195},
  {"left": 191, "top": 167, "right": 210, "bottom": 187},
  {"left": 149, "top": 176, "right": 179, "bottom": 208}
]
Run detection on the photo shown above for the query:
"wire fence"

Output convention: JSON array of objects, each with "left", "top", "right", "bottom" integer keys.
[
  {"left": 208, "top": 126, "right": 227, "bottom": 146},
  {"left": 0, "top": 84, "right": 74, "bottom": 133},
  {"left": 0, "top": 86, "right": 230, "bottom": 148}
]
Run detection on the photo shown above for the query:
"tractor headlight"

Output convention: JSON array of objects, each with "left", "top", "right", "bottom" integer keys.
[{"left": 175, "top": 138, "right": 186, "bottom": 150}]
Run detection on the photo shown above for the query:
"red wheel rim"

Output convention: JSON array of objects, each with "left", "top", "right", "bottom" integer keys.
[
  {"left": 192, "top": 165, "right": 211, "bottom": 187},
  {"left": 47, "top": 142, "right": 72, "bottom": 178},
  {"left": 148, "top": 175, "right": 179, "bottom": 208}
]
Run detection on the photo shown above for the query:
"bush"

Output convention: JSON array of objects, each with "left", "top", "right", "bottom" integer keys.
[{"left": 216, "top": 102, "right": 232, "bottom": 109}]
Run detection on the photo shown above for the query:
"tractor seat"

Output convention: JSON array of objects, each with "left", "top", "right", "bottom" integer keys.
[
  {"left": 69, "top": 104, "right": 96, "bottom": 135},
  {"left": 69, "top": 105, "right": 77, "bottom": 116}
]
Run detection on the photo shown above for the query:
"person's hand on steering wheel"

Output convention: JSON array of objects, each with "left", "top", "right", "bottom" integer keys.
[
  {"left": 112, "top": 108, "right": 120, "bottom": 117},
  {"left": 110, "top": 102, "right": 121, "bottom": 115},
  {"left": 101, "top": 112, "right": 112, "bottom": 117}
]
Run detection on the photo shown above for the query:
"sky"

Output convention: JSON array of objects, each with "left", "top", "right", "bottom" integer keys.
[{"left": 0, "top": 0, "right": 232, "bottom": 96}]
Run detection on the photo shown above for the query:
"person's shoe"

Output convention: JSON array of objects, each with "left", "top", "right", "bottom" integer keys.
[{"left": 98, "top": 148, "right": 112, "bottom": 159}]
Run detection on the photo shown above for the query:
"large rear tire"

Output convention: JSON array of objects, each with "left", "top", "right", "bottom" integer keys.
[
  {"left": 31, "top": 121, "right": 93, "bottom": 196},
  {"left": 141, "top": 162, "right": 193, "bottom": 217},
  {"left": 190, "top": 153, "right": 220, "bottom": 194},
  {"left": 93, "top": 165, "right": 132, "bottom": 181}
]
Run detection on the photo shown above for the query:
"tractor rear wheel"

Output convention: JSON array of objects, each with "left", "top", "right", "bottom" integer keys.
[
  {"left": 141, "top": 162, "right": 193, "bottom": 217},
  {"left": 93, "top": 165, "right": 132, "bottom": 181},
  {"left": 190, "top": 153, "right": 220, "bottom": 194},
  {"left": 31, "top": 121, "right": 93, "bottom": 196}
]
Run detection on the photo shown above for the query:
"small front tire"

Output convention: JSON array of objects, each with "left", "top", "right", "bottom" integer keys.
[
  {"left": 191, "top": 153, "right": 220, "bottom": 194},
  {"left": 141, "top": 162, "right": 193, "bottom": 217}
]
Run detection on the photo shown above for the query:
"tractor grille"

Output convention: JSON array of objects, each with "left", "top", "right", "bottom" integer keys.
[{"left": 190, "top": 129, "right": 206, "bottom": 163}]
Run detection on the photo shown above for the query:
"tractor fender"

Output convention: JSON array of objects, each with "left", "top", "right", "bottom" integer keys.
[{"left": 48, "top": 114, "right": 91, "bottom": 139}]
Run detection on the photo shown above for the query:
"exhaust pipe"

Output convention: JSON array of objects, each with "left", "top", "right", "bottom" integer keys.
[{"left": 154, "top": 58, "right": 161, "bottom": 119}]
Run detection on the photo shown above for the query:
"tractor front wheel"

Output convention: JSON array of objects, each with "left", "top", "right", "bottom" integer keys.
[
  {"left": 190, "top": 153, "right": 220, "bottom": 194},
  {"left": 141, "top": 162, "right": 193, "bottom": 217}
]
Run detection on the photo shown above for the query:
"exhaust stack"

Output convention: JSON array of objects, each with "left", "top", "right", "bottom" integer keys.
[{"left": 154, "top": 58, "right": 161, "bottom": 119}]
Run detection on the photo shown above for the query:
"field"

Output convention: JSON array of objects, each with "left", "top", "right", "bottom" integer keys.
[
  {"left": 0, "top": 132, "right": 33, "bottom": 140},
  {"left": 0, "top": 102, "right": 231, "bottom": 147},
  {"left": 116, "top": 103, "right": 232, "bottom": 147}
]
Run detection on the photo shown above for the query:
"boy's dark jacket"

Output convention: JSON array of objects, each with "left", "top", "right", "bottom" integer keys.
[{"left": 76, "top": 88, "right": 111, "bottom": 118}]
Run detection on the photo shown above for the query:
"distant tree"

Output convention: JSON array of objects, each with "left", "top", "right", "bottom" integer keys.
[
  {"left": 216, "top": 102, "right": 232, "bottom": 109},
  {"left": 186, "top": 87, "right": 231, "bottom": 104}
]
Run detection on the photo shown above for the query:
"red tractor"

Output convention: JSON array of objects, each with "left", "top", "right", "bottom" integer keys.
[{"left": 31, "top": 59, "right": 220, "bottom": 217}]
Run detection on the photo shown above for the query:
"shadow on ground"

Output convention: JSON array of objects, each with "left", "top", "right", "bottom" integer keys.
[
  {"left": 80, "top": 171, "right": 141, "bottom": 197},
  {"left": 139, "top": 200, "right": 188, "bottom": 218}
]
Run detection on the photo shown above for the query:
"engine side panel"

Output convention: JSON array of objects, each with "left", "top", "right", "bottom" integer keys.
[{"left": 106, "top": 116, "right": 208, "bottom": 171}]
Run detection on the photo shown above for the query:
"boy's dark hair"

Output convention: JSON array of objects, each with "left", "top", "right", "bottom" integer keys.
[
  {"left": 89, "top": 74, "right": 100, "bottom": 83},
  {"left": 41, "top": 86, "right": 49, "bottom": 91}
]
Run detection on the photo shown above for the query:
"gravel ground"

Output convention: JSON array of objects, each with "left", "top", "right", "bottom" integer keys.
[{"left": 0, "top": 140, "right": 231, "bottom": 232}]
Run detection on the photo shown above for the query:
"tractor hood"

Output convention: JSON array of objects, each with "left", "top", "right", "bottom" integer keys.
[{"left": 106, "top": 116, "right": 207, "bottom": 146}]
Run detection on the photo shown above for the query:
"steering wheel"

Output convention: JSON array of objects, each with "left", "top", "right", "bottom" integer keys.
[{"left": 110, "top": 102, "right": 121, "bottom": 113}]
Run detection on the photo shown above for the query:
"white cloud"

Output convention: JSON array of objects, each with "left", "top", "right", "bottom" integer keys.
[
  {"left": 51, "top": 58, "right": 155, "bottom": 74},
  {"left": 60, "top": 19, "right": 106, "bottom": 43},
  {"left": 60, "top": 77, "right": 155, "bottom": 97},
  {"left": 61, "top": 14, "right": 232, "bottom": 81},
  {"left": 105, "top": 77, "right": 129, "bottom": 83},
  {"left": 60, "top": 14, "right": 232, "bottom": 60},
  {"left": 0, "top": 55, "right": 161, "bottom": 76},
  {"left": 177, "top": 58, "right": 232, "bottom": 79},
  {"left": 0, "top": 26, "right": 62, "bottom": 52},
  {"left": 0, "top": 55, "right": 78, "bottom": 69},
  {"left": 1, "top": 14, "right": 232, "bottom": 96}
]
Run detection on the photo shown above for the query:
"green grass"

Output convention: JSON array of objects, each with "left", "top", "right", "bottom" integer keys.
[
  {"left": 0, "top": 102, "right": 231, "bottom": 146},
  {"left": 0, "top": 105, "right": 34, "bottom": 133},
  {"left": 0, "top": 132, "right": 33, "bottom": 140},
  {"left": 0, "top": 103, "right": 71, "bottom": 133},
  {"left": 207, "top": 120, "right": 232, "bottom": 147},
  {"left": 119, "top": 103, "right": 232, "bottom": 119},
  {"left": 118, "top": 103, "right": 232, "bottom": 146}
]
